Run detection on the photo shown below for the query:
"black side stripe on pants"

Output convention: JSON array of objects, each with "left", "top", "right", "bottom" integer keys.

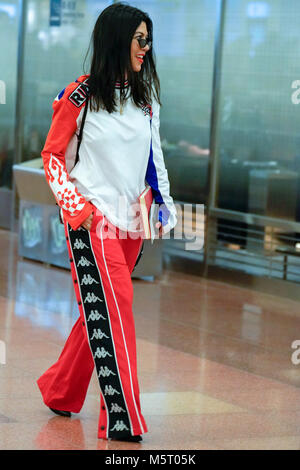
[{"left": 67, "top": 223, "right": 134, "bottom": 438}]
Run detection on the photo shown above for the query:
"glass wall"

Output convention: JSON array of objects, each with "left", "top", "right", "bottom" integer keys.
[
  {"left": 208, "top": 0, "right": 300, "bottom": 282},
  {"left": 217, "top": 0, "right": 300, "bottom": 221},
  {"left": 0, "top": 0, "right": 20, "bottom": 227},
  {"left": 13, "top": 0, "right": 217, "bottom": 257},
  {"left": 4, "top": 0, "right": 300, "bottom": 282},
  {"left": 129, "top": 0, "right": 217, "bottom": 206},
  {"left": 19, "top": 0, "right": 217, "bottom": 206},
  {"left": 20, "top": 0, "right": 111, "bottom": 162}
]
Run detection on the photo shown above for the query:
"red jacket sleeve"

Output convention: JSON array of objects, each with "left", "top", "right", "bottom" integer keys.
[{"left": 42, "top": 85, "right": 93, "bottom": 231}]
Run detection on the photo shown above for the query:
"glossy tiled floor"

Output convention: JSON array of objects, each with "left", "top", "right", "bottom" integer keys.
[{"left": 0, "top": 228, "right": 300, "bottom": 450}]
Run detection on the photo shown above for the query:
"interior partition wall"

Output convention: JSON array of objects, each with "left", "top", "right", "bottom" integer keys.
[
  {"left": 205, "top": 0, "right": 300, "bottom": 284},
  {"left": 18, "top": 0, "right": 112, "bottom": 164},
  {"left": 0, "top": 0, "right": 21, "bottom": 228},
  {"left": 128, "top": 0, "right": 218, "bottom": 260},
  {"left": 7, "top": 0, "right": 217, "bottom": 267},
  {"left": 2, "top": 0, "right": 300, "bottom": 285}
]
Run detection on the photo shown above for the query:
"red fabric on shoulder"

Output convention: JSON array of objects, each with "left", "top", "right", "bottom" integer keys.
[{"left": 42, "top": 76, "right": 93, "bottom": 230}]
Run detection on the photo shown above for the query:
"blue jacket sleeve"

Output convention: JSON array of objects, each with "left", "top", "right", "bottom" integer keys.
[{"left": 145, "top": 97, "right": 177, "bottom": 235}]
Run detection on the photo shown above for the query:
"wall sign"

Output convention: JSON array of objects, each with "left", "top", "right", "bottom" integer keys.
[
  {"left": 50, "top": 0, "right": 85, "bottom": 27},
  {"left": 50, "top": 0, "right": 62, "bottom": 26}
]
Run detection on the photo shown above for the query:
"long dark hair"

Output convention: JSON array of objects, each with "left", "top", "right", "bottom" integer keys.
[{"left": 84, "top": 1, "right": 161, "bottom": 113}]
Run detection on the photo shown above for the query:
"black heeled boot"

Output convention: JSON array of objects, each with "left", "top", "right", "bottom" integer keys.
[
  {"left": 110, "top": 434, "right": 142, "bottom": 442},
  {"left": 49, "top": 407, "right": 71, "bottom": 418}
]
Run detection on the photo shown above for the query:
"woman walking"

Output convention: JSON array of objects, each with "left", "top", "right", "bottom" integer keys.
[{"left": 37, "top": 2, "right": 177, "bottom": 442}]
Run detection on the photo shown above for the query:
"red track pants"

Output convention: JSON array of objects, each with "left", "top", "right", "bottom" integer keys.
[{"left": 37, "top": 205, "right": 148, "bottom": 440}]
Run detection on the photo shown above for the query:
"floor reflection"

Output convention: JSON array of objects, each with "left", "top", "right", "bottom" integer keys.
[
  {"left": 14, "top": 259, "right": 77, "bottom": 335},
  {"left": 0, "top": 228, "right": 300, "bottom": 449}
]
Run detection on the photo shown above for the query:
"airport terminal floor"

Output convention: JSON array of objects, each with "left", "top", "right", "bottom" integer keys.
[{"left": 0, "top": 227, "right": 300, "bottom": 450}]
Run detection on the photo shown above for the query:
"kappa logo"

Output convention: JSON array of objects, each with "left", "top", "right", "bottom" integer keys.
[
  {"left": 74, "top": 238, "right": 89, "bottom": 250},
  {"left": 77, "top": 256, "right": 94, "bottom": 267},
  {"left": 68, "top": 81, "right": 89, "bottom": 107},
  {"left": 87, "top": 310, "right": 106, "bottom": 321},
  {"left": 84, "top": 292, "right": 103, "bottom": 304},
  {"left": 110, "top": 420, "right": 130, "bottom": 432},
  {"left": 104, "top": 385, "right": 120, "bottom": 396},
  {"left": 91, "top": 328, "right": 109, "bottom": 340},
  {"left": 98, "top": 366, "right": 116, "bottom": 377},
  {"left": 94, "top": 346, "right": 112, "bottom": 359},
  {"left": 110, "top": 403, "right": 126, "bottom": 413},
  {"left": 81, "top": 274, "right": 99, "bottom": 285}
]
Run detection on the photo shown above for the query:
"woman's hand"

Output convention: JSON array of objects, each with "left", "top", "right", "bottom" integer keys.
[{"left": 81, "top": 212, "right": 94, "bottom": 231}]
